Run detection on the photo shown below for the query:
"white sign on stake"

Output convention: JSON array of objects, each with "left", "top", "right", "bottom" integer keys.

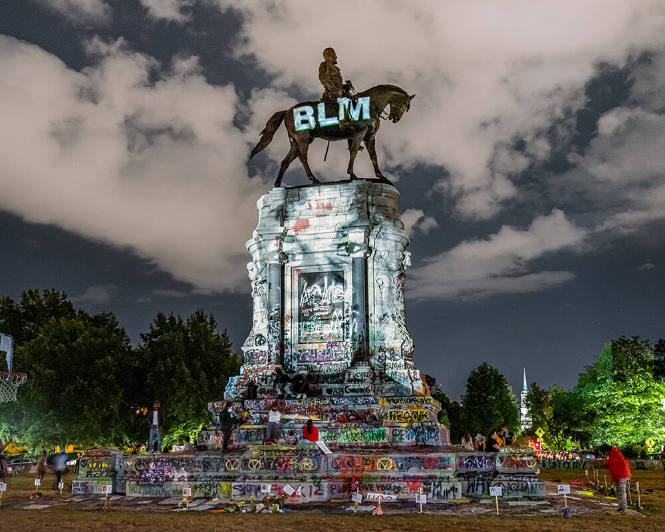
[
  {"left": 365, "top": 492, "right": 397, "bottom": 502},
  {"left": 102, "top": 484, "right": 112, "bottom": 494},
  {"left": 315, "top": 440, "right": 332, "bottom": 455},
  {"left": 261, "top": 483, "right": 272, "bottom": 494},
  {"left": 34, "top": 479, "right": 41, "bottom": 487},
  {"left": 415, "top": 493, "right": 427, "bottom": 504},
  {"left": 58, "top": 481, "right": 64, "bottom": 489},
  {"left": 182, "top": 487, "right": 192, "bottom": 497},
  {"left": 489, "top": 486, "right": 503, "bottom": 497},
  {"left": 282, "top": 484, "right": 295, "bottom": 496},
  {"left": 0, "top": 482, "right": 7, "bottom": 492},
  {"left": 351, "top": 492, "right": 363, "bottom": 503},
  {"left": 557, "top": 484, "right": 571, "bottom": 495}
]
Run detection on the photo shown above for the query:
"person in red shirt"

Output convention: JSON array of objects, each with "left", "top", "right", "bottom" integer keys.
[
  {"left": 302, "top": 418, "right": 319, "bottom": 442},
  {"left": 600, "top": 444, "right": 631, "bottom": 513}
]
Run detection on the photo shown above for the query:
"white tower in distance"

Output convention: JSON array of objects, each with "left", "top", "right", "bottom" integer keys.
[{"left": 520, "top": 368, "right": 531, "bottom": 431}]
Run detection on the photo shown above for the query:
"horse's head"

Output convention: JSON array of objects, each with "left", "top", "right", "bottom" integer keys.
[{"left": 388, "top": 93, "right": 415, "bottom": 123}]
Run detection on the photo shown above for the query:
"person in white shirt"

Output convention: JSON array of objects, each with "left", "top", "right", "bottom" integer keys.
[
  {"left": 266, "top": 408, "right": 281, "bottom": 443},
  {"left": 148, "top": 401, "right": 163, "bottom": 452},
  {"left": 460, "top": 432, "right": 474, "bottom": 451}
]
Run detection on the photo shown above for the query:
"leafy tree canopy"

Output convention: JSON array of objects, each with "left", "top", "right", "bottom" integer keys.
[
  {"left": 0, "top": 291, "right": 240, "bottom": 452},
  {"left": 461, "top": 362, "right": 519, "bottom": 437},
  {"left": 576, "top": 338, "right": 665, "bottom": 447}
]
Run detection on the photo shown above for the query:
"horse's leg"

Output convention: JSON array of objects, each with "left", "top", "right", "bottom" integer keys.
[
  {"left": 296, "top": 137, "right": 319, "bottom": 184},
  {"left": 275, "top": 138, "right": 299, "bottom": 187},
  {"left": 365, "top": 136, "right": 391, "bottom": 184},
  {"left": 347, "top": 133, "right": 364, "bottom": 180},
  {"left": 347, "top": 138, "right": 363, "bottom": 152}
]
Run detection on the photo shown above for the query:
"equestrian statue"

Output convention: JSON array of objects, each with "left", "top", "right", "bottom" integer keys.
[{"left": 250, "top": 47, "right": 415, "bottom": 187}]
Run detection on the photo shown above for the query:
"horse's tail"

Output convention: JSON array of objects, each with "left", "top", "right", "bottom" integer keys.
[{"left": 250, "top": 110, "right": 286, "bottom": 158}]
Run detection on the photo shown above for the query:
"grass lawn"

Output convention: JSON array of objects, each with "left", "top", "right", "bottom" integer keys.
[{"left": 0, "top": 467, "right": 663, "bottom": 531}]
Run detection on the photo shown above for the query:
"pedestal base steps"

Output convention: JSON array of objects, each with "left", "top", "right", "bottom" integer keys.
[
  {"left": 201, "top": 395, "right": 449, "bottom": 450},
  {"left": 73, "top": 448, "right": 544, "bottom": 502}
]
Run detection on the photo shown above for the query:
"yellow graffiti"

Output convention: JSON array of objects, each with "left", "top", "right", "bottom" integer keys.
[
  {"left": 377, "top": 457, "right": 394, "bottom": 470},
  {"left": 225, "top": 458, "right": 240, "bottom": 471},
  {"left": 248, "top": 458, "right": 263, "bottom": 470},
  {"left": 298, "top": 457, "right": 317, "bottom": 471}
]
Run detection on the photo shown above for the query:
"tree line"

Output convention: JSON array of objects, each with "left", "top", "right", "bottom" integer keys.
[
  {"left": 0, "top": 289, "right": 240, "bottom": 452},
  {"left": 432, "top": 336, "right": 665, "bottom": 454}
]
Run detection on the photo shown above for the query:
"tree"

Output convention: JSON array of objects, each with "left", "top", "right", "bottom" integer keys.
[
  {"left": 576, "top": 339, "right": 665, "bottom": 447},
  {"left": 0, "top": 289, "right": 75, "bottom": 347},
  {"left": 133, "top": 310, "right": 241, "bottom": 445},
  {"left": 525, "top": 383, "right": 591, "bottom": 449},
  {"left": 460, "top": 362, "right": 519, "bottom": 437},
  {"left": 654, "top": 338, "right": 665, "bottom": 381},
  {"left": 0, "top": 307, "right": 134, "bottom": 450}
]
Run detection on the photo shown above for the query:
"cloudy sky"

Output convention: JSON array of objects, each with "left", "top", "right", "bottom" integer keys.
[{"left": 1, "top": 0, "right": 665, "bottom": 400}]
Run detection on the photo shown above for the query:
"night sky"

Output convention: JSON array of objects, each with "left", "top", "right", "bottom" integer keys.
[{"left": 1, "top": 1, "right": 665, "bottom": 400}]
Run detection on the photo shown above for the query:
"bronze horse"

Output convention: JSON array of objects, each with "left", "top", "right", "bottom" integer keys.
[{"left": 250, "top": 84, "right": 414, "bottom": 187}]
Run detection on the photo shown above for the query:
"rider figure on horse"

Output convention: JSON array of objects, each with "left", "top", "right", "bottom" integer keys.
[{"left": 319, "top": 47, "right": 354, "bottom": 101}]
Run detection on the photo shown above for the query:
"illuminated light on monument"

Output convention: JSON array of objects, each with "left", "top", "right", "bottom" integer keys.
[
  {"left": 293, "top": 97, "right": 371, "bottom": 131},
  {"left": 293, "top": 106, "right": 316, "bottom": 131}
]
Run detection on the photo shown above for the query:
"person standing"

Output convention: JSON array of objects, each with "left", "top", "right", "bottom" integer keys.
[
  {"left": 148, "top": 401, "right": 164, "bottom": 452},
  {"left": 219, "top": 403, "right": 236, "bottom": 453},
  {"left": 53, "top": 448, "right": 67, "bottom": 489},
  {"left": 302, "top": 418, "right": 319, "bottom": 442},
  {"left": 74, "top": 452, "right": 81, "bottom": 475},
  {"left": 37, "top": 450, "right": 47, "bottom": 483},
  {"left": 600, "top": 444, "right": 631, "bottom": 513},
  {"left": 266, "top": 407, "right": 281, "bottom": 444},
  {"left": 0, "top": 442, "right": 8, "bottom": 479}
]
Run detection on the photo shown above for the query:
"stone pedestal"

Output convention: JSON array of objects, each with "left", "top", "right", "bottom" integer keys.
[
  {"left": 74, "top": 181, "right": 544, "bottom": 505},
  {"left": 218, "top": 180, "right": 448, "bottom": 451},
  {"left": 226, "top": 180, "right": 426, "bottom": 398}
]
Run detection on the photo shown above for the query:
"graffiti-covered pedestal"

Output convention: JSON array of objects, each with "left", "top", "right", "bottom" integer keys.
[
  {"left": 113, "top": 180, "right": 543, "bottom": 504},
  {"left": 219, "top": 180, "right": 447, "bottom": 452}
]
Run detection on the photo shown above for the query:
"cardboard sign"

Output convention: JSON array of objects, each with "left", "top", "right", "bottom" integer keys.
[
  {"left": 0, "top": 482, "right": 7, "bottom": 492},
  {"left": 282, "top": 484, "right": 295, "bottom": 496},
  {"left": 315, "top": 440, "right": 332, "bottom": 455},
  {"left": 415, "top": 493, "right": 427, "bottom": 504},
  {"left": 351, "top": 492, "right": 363, "bottom": 503},
  {"left": 102, "top": 484, "right": 112, "bottom": 494},
  {"left": 365, "top": 492, "right": 397, "bottom": 502},
  {"left": 260, "top": 483, "right": 272, "bottom": 493},
  {"left": 34, "top": 479, "right": 41, "bottom": 487},
  {"left": 182, "top": 487, "right": 192, "bottom": 497},
  {"left": 489, "top": 486, "right": 503, "bottom": 497},
  {"left": 557, "top": 484, "right": 571, "bottom": 495}
]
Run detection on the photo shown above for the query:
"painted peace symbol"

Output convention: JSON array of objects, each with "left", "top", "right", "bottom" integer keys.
[
  {"left": 248, "top": 458, "right": 263, "bottom": 470},
  {"left": 377, "top": 457, "right": 394, "bottom": 470},
  {"left": 225, "top": 458, "right": 240, "bottom": 471}
]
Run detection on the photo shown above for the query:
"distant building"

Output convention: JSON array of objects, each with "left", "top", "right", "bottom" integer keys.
[{"left": 520, "top": 368, "right": 531, "bottom": 431}]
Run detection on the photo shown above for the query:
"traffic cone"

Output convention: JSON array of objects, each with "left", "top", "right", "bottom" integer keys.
[{"left": 373, "top": 500, "right": 383, "bottom": 515}]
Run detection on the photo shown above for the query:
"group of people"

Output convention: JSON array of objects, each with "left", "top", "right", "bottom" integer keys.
[
  {"left": 459, "top": 427, "right": 514, "bottom": 451},
  {"left": 212, "top": 402, "right": 320, "bottom": 450}
]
